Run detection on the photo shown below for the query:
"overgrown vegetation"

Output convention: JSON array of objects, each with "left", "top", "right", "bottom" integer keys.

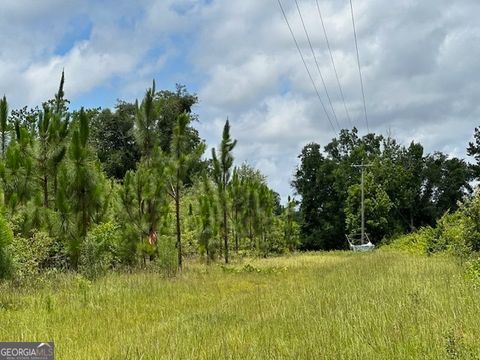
[
  {"left": 0, "top": 70, "right": 480, "bottom": 358},
  {"left": 385, "top": 189, "right": 480, "bottom": 262},
  {"left": 0, "top": 71, "right": 479, "bottom": 282},
  {"left": 0, "top": 74, "right": 299, "bottom": 280},
  {"left": 293, "top": 131, "right": 473, "bottom": 249},
  {"left": 1, "top": 252, "right": 479, "bottom": 359}
]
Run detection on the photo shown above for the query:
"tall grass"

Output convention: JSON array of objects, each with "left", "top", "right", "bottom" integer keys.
[{"left": 0, "top": 252, "right": 479, "bottom": 359}]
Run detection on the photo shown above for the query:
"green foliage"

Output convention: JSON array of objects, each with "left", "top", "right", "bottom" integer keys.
[
  {"left": 58, "top": 108, "right": 107, "bottom": 268},
  {"left": 0, "top": 74, "right": 289, "bottom": 277},
  {"left": 36, "top": 79, "right": 70, "bottom": 208},
  {"left": 168, "top": 112, "right": 206, "bottom": 268},
  {"left": 0, "top": 95, "right": 8, "bottom": 157},
  {"left": 382, "top": 227, "right": 434, "bottom": 255},
  {"left": 90, "top": 103, "right": 139, "bottom": 179},
  {"left": 155, "top": 84, "right": 199, "bottom": 153},
  {"left": 0, "top": 125, "right": 35, "bottom": 211},
  {"left": 79, "top": 222, "right": 121, "bottom": 280},
  {"left": 120, "top": 149, "right": 169, "bottom": 264},
  {"left": 1, "top": 253, "right": 480, "bottom": 358},
  {"left": 135, "top": 80, "right": 158, "bottom": 159},
  {"left": 155, "top": 234, "right": 178, "bottom": 277},
  {"left": 197, "top": 175, "right": 218, "bottom": 262},
  {"left": 293, "top": 142, "right": 344, "bottom": 249},
  {"left": 294, "top": 128, "right": 472, "bottom": 250},
  {"left": 0, "top": 212, "right": 13, "bottom": 279},
  {"left": 345, "top": 172, "right": 393, "bottom": 241},
  {"left": 385, "top": 189, "right": 480, "bottom": 258},
  {"left": 4, "top": 72, "right": 477, "bottom": 282},
  {"left": 10, "top": 231, "right": 66, "bottom": 278},
  {"left": 212, "top": 119, "right": 237, "bottom": 263},
  {"left": 283, "top": 196, "right": 300, "bottom": 252},
  {"left": 467, "top": 126, "right": 480, "bottom": 179},
  {"left": 465, "top": 256, "right": 480, "bottom": 288}
]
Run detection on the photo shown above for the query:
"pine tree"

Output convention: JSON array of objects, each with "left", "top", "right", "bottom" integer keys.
[
  {"left": 229, "top": 167, "right": 243, "bottom": 253},
  {"left": 120, "top": 82, "right": 170, "bottom": 265},
  {"left": 120, "top": 150, "right": 169, "bottom": 265},
  {"left": 284, "top": 196, "right": 299, "bottom": 251},
  {"left": 0, "top": 121, "right": 35, "bottom": 211},
  {"left": 257, "top": 184, "right": 275, "bottom": 257},
  {"left": 212, "top": 119, "right": 237, "bottom": 263},
  {"left": 36, "top": 72, "right": 70, "bottom": 208},
  {"left": 168, "top": 112, "right": 205, "bottom": 269},
  {"left": 135, "top": 80, "right": 158, "bottom": 159},
  {"left": 468, "top": 126, "right": 480, "bottom": 180},
  {"left": 198, "top": 174, "right": 217, "bottom": 263},
  {"left": 58, "top": 108, "right": 103, "bottom": 268}
]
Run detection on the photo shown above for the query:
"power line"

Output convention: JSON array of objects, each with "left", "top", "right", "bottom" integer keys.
[
  {"left": 293, "top": 0, "right": 342, "bottom": 130},
  {"left": 349, "top": 0, "right": 369, "bottom": 133},
  {"left": 315, "top": 0, "right": 353, "bottom": 129},
  {"left": 277, "top": 0, "right": 337, "bottom": 133}
]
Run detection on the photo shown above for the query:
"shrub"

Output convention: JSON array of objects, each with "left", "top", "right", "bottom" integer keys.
[
  {"left": 10, "top": 231, "right": 67, "bottom": 278},
  {"left": 465, "top": 257, "right": 480, "bottom": 288},
  {"left": 383, "top": 227, "right": 434, "bottom": 255},
  {"left": 384, "top": 192, "right": 480, "bottom": 258},
  {"left": 156, "top": 235, "right": 178, "bottom": 277},
  {"left": 79, "top": 222, "right": 121, "bottom": 279},
  {"left": 0, "top": 213, "right": 13, "bottom": 279},
  {"left": 432, "top": 211, "right": 471, "bottom": 257},
  {"left": 463, "top": 193, "right": 480, "bottom": 251}
]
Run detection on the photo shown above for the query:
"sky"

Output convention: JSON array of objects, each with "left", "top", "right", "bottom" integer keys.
[{"left": 0, "top": 0, "right": 479, "bottom": 201}]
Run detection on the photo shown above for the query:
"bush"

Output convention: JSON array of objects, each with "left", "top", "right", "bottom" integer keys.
[
  {"left": 0, "top": 213, "right": 14, "bottom": 279},
  {"left": 10, "top": 231, "right": 67, "bottom": 278},
  {"left": 155, "top": 235, "right": 178, "bottom": 277},
  {"left": 79, "top": 222, "right": 121, "bottom": 279},
  {"left": 384, "top": 191, "right": 480, "bottom": 258},
  {"left": 465, "top": 257, "right": 480, "bottom": 288},
  {"left": 463, "top": 193, "right": 480, "bottom": 251},
  {"left": 432, "top": 211, "right": 471, "bottom": 257},
  {"left": 383, "top": 227, "right": 434, "bottom": 255}
]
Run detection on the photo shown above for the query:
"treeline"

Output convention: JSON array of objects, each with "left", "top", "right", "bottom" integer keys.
[
  {"left": 293, "top": 129, "right": 474, "bottom": 250},
  {"left": 0, "top": 74, "right": 299, "bottom": 280}
]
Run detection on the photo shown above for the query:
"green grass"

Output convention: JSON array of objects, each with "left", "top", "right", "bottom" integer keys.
[{"left": 1, "top": 252, "right": 479, "bottom": 359}]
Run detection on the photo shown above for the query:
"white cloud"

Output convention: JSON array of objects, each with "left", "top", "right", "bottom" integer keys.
[
  {"left": 0, "top": 0, "right": 479, "bottom": 201},
  {"left": 24, "top": 41, "right": 138, "bottom": 104}
]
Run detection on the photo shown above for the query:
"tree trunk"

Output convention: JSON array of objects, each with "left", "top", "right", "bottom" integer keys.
[
  {"left": 224, "top": 207, "right": 229, "bottom": 264},
  {"left": 206, "top": 241, "right": 210, "bottom": 265},
  {"left": 1, "top": 131, "right": 5, "bottom": 158},
  {"left": 54, "top": 172, "right": 58, "bottom": 208},
  {"left": 175, "top": 186, "right": 182, "bottom": 270},
  {"left": 234, "top": 209, "right": 239, "bottom": 253},
  {"left": 43, "top": 175, "right": 49, "bottom": 208}
]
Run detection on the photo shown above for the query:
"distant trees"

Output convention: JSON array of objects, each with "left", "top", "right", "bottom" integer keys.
[
  {"left": 90, "top": 102, "right": 139, "bottom": 179},
  {"left": 293, "top": 143, "right": 342, "bottom": 249},
  {"left": 468, "top": 127, "right": 480, "bottom": 179},
  {"left": 293, "top": 128, "right": 473, "bottom": 249}
]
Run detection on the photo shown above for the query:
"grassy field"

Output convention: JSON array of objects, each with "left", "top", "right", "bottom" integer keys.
[{"left": 1, "top": 252, "right": 479, "bottom": 359}]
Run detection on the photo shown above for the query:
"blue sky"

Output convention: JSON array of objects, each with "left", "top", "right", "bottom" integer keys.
[{"left": 1, "top": 0, "right": 480, "bottom": 201}]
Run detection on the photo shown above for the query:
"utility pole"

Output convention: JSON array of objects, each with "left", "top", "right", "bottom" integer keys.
[{"left": 352, "top": 163, "right": 372, "bottom": 244}]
